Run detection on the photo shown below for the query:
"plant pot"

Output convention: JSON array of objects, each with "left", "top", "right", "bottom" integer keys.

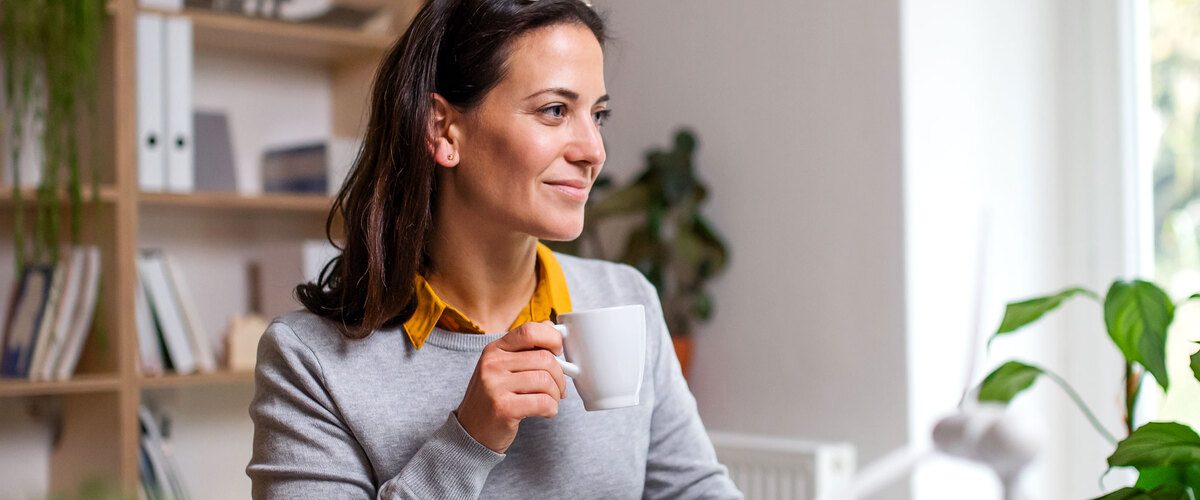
[{"left": 671, "top": 335, "right": 692, "bottom": 379}]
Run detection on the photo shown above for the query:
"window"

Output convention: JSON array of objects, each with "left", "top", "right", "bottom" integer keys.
[{"left": 1147, "top": 0, "right": 1200, "bottom": 428}]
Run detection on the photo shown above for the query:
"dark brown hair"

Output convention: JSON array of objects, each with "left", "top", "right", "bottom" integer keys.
[{"left": 296, "top": 0, "right": 608, "bottom": 339}]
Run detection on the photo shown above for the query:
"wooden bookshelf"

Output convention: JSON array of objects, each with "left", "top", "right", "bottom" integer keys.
[
  {"left": 0, "top": 1, "right": 420, "bottom": 497},
  {"left": 138, "top": 191, "right": 334, "bottom": 213},
  {"left": 182, "top": 8, "right": 394, "bottom": 64},
  {"left": 0, "top": 185, "right": 120, "bottom": 207},
  {"left": 139, "top": 370, "right": 255, "bottom": 389},
  {"left": 0, "top": 374, "right": 122, "bottom": 398}
]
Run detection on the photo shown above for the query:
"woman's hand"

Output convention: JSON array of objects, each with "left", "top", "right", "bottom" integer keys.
[{"left": 455, "top": 321, "right": 568, "bottom": 453}]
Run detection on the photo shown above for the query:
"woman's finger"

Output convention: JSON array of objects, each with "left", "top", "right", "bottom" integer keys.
[
  {"left": 494, "top": 321, "right": 563, "bottom": 355},
  {"left": 498, "top": 349, "right": 567, "bottom": 398},
  {"left": 500, "top": 393, "right": 559, "bottom": 420},
  {"left": 505, "top": 370, "right": 563, "bottom": 400}
]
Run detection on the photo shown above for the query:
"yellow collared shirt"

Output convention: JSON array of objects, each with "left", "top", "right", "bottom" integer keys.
[{"left": 402, "top": 242, "right": 572, "bottom": 349}]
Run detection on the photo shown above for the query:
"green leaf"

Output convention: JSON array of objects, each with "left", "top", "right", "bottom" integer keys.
[
  {"left": 978, "top": 361, "right": 1043, "bottom": 403},
  {"left": 1105, "top": 280, "right": 1176, "bottom": 391},
  {"left": 1094, "top": 485, "right": 1190, "bottom": 500},
  {"left": 1184, "top": 463, "right": 1200, "bottom": 493},
  {"left": 1095, "top": 487, "right": 1146, "bottom": 500},
  {"left": 992, "top": 287, "right": 1097, "bottom": 340},
  {"left": 1134, "top": 466, "right": 1183, "bottom": 490},
  {"left": 1191, "top": 343, "right": 1200, "bottom": 385},
  {"left": 1108, "top": 422, "right": 1200, "bottom": 469}
]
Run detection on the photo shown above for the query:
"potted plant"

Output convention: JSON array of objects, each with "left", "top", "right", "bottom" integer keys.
[
  {"left": 549, "top": 128, "right": 729, "bottom": 377},
  {"left": 978, "top": 280, "right": 1200, "bottom": 498},
  {"left": 2, "top": 0, "right": 106, "bottom": 271}
]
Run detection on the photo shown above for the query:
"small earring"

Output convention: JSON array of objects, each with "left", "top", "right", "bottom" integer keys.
[{"left": 447, "top": 153, "right": 455, "bottom": 161}]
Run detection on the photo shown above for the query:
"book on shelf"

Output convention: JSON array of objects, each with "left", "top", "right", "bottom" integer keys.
[
  {"left": 0, "top": 245, "right": 103, "bottom": 381},
  {"left": 138, "top": 405, "right": 191, "bottom": 500},
  {"left": 136, "top": 271, "right": 166, "bottom": 376},
  {"left": 261, "top": 137, "right": 359, "bottom": 196},
  {"left": 29, "top": 248, "right": 86, "bottom": 380},
  {"left": 52, "top": 246, "right": 104, "bottom": 380},
  {"left": 137, "top": 249, "right": 217, "bottom": 375}
]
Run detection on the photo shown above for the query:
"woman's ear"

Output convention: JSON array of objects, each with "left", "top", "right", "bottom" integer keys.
[{"left": 428, "top": 93, "right": 461, "bottom": 168}]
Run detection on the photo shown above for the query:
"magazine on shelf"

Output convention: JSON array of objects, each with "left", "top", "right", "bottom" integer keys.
[
  {"left": 162, "top": 253, "right": 216, "bottom": 372},
  {"left": 30, "top": 248, "right": 86, "bottom": 381},
  {"left": 1, "top": 264, "right": 57, "bottom": 378},
  {"left": 52, "top": 245, "right": 103, "bottom": 380},
  {"left": 138, "top": 405, "right": 190, "bottom": 500},
  {"left": 136, "top": 273, "right": 166, "bottom": 376},
  {"left": 138, "top": 250, "right": 198, "bottom": 375}
]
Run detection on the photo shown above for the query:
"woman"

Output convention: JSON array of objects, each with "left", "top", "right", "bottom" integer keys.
[{"left": 246, "top": 0, "right": 741, "bottom": 498}]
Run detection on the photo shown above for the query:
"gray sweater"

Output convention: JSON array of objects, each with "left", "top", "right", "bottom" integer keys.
[{"left": 246, "top": 253, "right": 742, "bottom": 499}]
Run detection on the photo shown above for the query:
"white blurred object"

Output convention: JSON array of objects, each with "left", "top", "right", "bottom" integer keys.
[
  {"left": 278, "top": 0, "right": 333, "bottom": 20},
  {"left": 139, "top": 0, "right": 184, "bottom": 11},
  {"left": 818, "top": 207, "right": 1043, "bottom": 500},
  {"left": 818, "top": 404, "right": 1042, "bottom": 500},
  {"left": 709, "top": 432, "right": 855, "bottom": 500}
]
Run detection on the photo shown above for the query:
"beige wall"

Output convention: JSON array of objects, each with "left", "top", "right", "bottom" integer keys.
[{"left": 595, "top": 1, "right": 909, "bottom": 496}]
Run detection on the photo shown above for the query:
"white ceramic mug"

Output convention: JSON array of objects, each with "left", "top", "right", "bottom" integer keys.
[{"left": 552, "top": 304, "right": 647, "bottom": 411}]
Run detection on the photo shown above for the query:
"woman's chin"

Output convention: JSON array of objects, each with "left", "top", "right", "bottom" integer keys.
[{"left": 535, "top": 220, "right": 585, "bottom": 242}]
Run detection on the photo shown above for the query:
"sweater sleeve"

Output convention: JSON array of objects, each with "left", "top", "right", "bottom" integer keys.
[
  {"left": 623, "top": 267, "right": 744, "bottom": 500},
  {"left": 247, "top": 321, "right": 505, "bottom": 500}
]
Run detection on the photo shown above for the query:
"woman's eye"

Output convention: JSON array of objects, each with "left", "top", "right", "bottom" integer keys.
[
  {"left": 594, "top": 109, "right": 612, "bottom": 127},
  {"left": 542, "top": 104, "right": 566, "bottom": 118}
]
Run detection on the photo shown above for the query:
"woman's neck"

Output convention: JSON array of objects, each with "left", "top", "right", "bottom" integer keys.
[{"left": 426, "top": 198, "right": 539, "bottom": 333}]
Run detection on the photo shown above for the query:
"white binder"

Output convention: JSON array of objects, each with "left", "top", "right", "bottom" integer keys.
[
  {"left": 164, "top": 16, "right": 194, "bottom": 193},
  {"left": 136, "top": 13, "right": 166, "bottom": 192}
]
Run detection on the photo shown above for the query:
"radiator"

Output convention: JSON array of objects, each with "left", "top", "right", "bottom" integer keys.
[{"left": 709, "top": 432, "right": 856, "bottom": 500}]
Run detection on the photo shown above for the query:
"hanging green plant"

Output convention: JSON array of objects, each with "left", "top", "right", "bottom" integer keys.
[{"left": 2, "top": 0, "right": 105, "bottom": 272}]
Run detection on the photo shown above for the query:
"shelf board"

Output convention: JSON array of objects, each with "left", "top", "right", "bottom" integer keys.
[
  {"left": 139, "top": 191, "right": 334, "bottom": 213},
  {"left": 139, "top": 370, "right": 255, "bottom": 389},
  {"left": 0, "top": 374, "right": 122, "bottom": 398},
  {"left": 145, "top": 7, "right": 394, "bottom": 64},
  {"left": 0, "top": 185, "right": 120, "bottom": 208}
]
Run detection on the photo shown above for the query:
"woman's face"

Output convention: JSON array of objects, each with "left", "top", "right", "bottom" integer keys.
[{"left": 436, "top": 23, "right": 608, "bottom": 241}]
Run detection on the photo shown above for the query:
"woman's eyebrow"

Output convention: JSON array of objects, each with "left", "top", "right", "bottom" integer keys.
[{"left": 526, "top": 87, "right": 610, "bottom": 105}]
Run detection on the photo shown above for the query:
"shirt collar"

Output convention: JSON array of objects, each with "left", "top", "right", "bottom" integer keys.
[{"left": 403, "top": 242, "right": 572, "bottom": 349}]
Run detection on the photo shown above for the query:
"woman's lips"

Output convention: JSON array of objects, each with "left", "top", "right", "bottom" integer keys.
[{"left": 544, "top": 181, "right": 589, "bottom": 202}]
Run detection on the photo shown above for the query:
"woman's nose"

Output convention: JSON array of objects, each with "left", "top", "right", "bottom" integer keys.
[{"left": 565, "top": 118, "right": 605, "bottom": 168}]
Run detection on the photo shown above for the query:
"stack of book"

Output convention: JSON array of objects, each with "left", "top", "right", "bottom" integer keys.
[
  {"left": 0, "top": 246, "right": 103, "bottom": 381},
  {"left": 138, "top": 405, "right": 190, "bottom": 500},
  {"left": 136, "top": 249, "right": 217, "bottom": 375}
]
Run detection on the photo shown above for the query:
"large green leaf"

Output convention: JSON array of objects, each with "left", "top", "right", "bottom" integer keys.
[
  {"left": 1105, "top": 281, "right": 1176, "bottom": 391},
  {"left": 1108, "top": 422, "right": 1200, "bottom": 469},
  {"left": 978, "top": 361, "right": 1042, "bottom": 403},
  {"left": 1185, "top": 463, "right": 1200, "bottom": 493},
  {"left": 1094, "top": 485, "right": 1190, "bottom": 500},
  {"left": 991, "top": 287, "right": 1097, "bottom": 341},
  {"left": 1191, "top": 342, "right": 1200, "bottom": 385},
  {"left": 1134, "top": 466, "right": 1184, "bottom": 490}
]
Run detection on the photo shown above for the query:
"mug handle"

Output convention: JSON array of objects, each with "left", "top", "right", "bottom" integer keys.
[{"left": 552, "top": 324, "right": 582, "bottom": 378}]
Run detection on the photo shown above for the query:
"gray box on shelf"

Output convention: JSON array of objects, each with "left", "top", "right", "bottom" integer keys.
[{"left": 193, "top": 111, "right": 238, "bottom": 192}]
